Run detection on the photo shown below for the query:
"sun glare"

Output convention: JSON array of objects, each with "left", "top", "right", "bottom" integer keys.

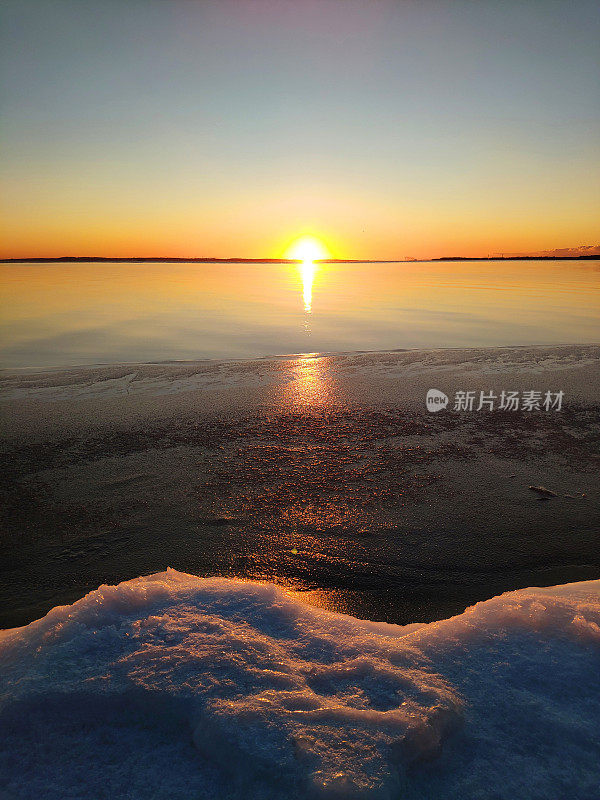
[{"left": 285, "top": 235, "right": 329, "bottom": 263}]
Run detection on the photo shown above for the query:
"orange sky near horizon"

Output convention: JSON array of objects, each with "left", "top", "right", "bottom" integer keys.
[{"left": 2, "top": 178, "right": 598, "bottom": 261}]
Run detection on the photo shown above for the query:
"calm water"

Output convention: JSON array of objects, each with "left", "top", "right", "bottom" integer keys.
[{"left": 1, "top": 259, "right": 598, "bottom": 368}]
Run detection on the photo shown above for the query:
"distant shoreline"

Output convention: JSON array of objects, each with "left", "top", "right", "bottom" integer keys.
[{"left": 1, "top": 255, "right": 598, "bottom": 264}]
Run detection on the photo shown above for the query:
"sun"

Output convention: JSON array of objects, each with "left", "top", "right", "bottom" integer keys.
[{"left": 284, "top": 235, "right": 330, "bottom": 263}]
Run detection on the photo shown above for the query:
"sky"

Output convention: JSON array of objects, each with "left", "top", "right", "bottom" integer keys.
[{"left": 1, "top": 0, "right": 599, "bottom": 260}]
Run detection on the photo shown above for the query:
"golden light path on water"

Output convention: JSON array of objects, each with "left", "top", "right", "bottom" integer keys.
[{"left": 301, "top": 260, "right": 317, "bottom": 313}]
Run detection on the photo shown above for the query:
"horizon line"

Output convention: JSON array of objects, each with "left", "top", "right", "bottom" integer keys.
[{"left": 1, "top": 255, "right": 599, "bottom": 264}]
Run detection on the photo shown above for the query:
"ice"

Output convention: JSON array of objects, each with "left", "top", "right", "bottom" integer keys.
[
  {"left": 1, "top": 570, "right": 599, "bottom": 799},
  {"left": 1, "top": 344, "right": 598, "bottom": 404}
]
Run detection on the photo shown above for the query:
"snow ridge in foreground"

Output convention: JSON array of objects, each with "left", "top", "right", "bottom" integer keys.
[{"left": 0, "top": 570, "right": 599, "bottom": 800}]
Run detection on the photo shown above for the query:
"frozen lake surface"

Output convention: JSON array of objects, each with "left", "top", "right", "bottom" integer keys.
[{"left": 1, "top": 345, "right": 598, "bottom": 630}]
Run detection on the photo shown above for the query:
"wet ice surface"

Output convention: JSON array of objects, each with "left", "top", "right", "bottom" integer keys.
[
  {"left": 0, "top": 571, "right": 599, "bottom": 799},
  {"left": 0, "top": 345, "right": 599, "bottom": 628}
]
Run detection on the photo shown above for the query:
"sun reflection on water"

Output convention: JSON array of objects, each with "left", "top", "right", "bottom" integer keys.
[{"left": 301, "top": 260, "right": 317, "bottom": 313}]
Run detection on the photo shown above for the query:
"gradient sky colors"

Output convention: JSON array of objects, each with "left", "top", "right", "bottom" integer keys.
[{"left": 1, "top": 0, "right": 599, "bottom": 260}]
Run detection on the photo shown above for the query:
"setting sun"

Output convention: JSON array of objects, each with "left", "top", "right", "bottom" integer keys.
[{"left": 284, "top": 235, "right": 330, "bottom": 263}]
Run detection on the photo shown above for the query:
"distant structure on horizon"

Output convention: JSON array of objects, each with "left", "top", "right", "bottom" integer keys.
[{"left": 493, "top": 244, "right": 600, "bottom": 259}]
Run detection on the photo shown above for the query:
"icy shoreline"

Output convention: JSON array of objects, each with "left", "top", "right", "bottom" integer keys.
[
  {"left": 1, "top": 571, "right": 599, "bottom": 799},
  {"left": 1, "top": 343, "right": 599, "bottom": 406}
]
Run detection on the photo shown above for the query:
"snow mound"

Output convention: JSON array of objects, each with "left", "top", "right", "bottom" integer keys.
[{"left": 1, "top": 570, "right": 599, "bottom": 800}]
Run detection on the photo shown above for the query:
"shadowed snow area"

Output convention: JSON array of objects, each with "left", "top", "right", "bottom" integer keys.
[{"left": 1, "top": 571, "right": 599, "bottom": 799}]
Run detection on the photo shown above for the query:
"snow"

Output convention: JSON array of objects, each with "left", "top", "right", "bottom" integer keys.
[{"left": 1, "top": 570, "right": 599, "bottom": 799}]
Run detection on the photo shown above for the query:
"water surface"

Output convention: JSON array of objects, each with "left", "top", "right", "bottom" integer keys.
[{"left": 1, "top": 259, "right": 598, "bottom": 368}]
